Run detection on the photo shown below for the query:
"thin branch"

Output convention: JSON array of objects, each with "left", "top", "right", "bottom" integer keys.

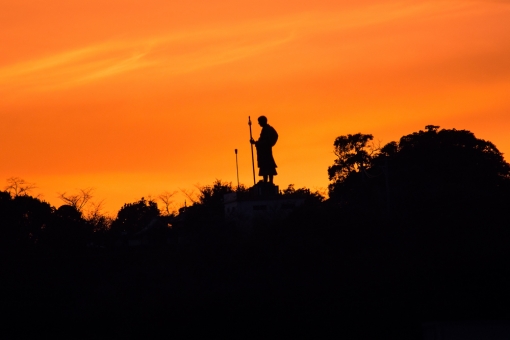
[
  {"left": 179, "top": 188, "right": 198, "bottom": 205},
  {"left": 159, "top": 190, "right": 178, "bottom": 216},
  {"left": 57, "top": 188, "right": 94, "bottom": 212},
  {"left": 4, "top": 177, "right": 37, "bottom": 197}
]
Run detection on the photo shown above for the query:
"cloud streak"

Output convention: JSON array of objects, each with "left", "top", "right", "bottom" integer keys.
[{"left": 0, "top": 1, "right": 479, "bottom": 94}]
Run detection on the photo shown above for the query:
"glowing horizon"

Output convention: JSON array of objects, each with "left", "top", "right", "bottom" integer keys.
[{"left": 2, "top": 0, "right": 510, "bottom": 215}]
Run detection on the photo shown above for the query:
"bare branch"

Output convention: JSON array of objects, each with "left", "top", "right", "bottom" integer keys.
[
  {"left": 4, "top": 177, "right": 37, "bottom": 197},
  {"left": 179, "top": 187, "right": 198, "bottom": 205},
  {"left": 367, "top": 139, "right": 382, "bottom": 157},
  {"left": 85, "top": 199, "right": 113, "bottom": 232},
  {"left": 159, "top": 190, "right": 178, "bottom": 216},
  {"left": 57, "top": 188, "right": 94, "bottom": 212},
  {"left": 86, "top": 199, "right": 105, "bottom": 220}
]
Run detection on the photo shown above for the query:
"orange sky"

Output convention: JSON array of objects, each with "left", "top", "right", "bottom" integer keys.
[{"left": 2, "top": 0, "right": 510, "bottom": 215}]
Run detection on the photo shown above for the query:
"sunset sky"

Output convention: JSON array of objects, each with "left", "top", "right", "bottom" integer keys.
[{"left": 2, "top": 0, "right": 510, "bottom": 215}]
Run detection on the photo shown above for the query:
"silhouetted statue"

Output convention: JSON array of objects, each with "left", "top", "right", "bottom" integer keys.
[{"left": 250, "top": 116, "right": 278, "bottom": 183}]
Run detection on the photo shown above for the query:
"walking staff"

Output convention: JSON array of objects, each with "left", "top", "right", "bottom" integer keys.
[
  {"left": 235, "top": 149, "right": 240, "bottom": 190},
  {"left": 248, "top": 116, "right": 256, "bottom": 186}
]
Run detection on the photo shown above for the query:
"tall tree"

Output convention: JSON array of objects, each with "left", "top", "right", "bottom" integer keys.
[{"left": 327, "top": 133, "right": 376, "bottom": 196}]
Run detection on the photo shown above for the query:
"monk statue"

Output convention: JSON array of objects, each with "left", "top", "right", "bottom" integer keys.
[{"left": 250, "top": 116, "right": 278, "bottom": 184}]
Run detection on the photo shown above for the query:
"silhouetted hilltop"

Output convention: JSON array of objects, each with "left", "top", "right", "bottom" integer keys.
[{"left": 2, "top": 125, "right": 510, "bottom": 338}]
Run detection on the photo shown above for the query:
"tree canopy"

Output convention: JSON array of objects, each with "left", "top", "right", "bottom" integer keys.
[
  {"left": 376, "top": 125, "right": 510, "bottom": 186},
  {"left": 328, "top": 133, "right": 375, "bottom": 183},
  {"left": 328, "top": 125, "right": 510, "bottom": 222},
  {"left": 110, "top": 197, "right": 160, "bottom": 234}
]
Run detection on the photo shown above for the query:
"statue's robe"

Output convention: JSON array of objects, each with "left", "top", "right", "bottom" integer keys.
[{"left": 255, "top": 124, "right": 278, "bottom": 176}]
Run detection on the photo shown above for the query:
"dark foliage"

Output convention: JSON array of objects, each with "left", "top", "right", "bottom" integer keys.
[
  {"left": 0, "top": 191, "right": 53, "bottom": 249},
  {"left": 324, "top": 125, "right": 510, "bottom": 331},
  {"left": 110, "top": 197, "right": 160, "bottom": 234},
  {"left": 178, "top": 180, "right": 240, "bottom": 232},
  {"left": 2, "top": 125, "right": 510, "bottom": 338},
  {"left": 329, "top": 125, "right": 510, "bottom": 213},
  {"left": 328, "top": 132, "right": 375, "bottom": 199}
]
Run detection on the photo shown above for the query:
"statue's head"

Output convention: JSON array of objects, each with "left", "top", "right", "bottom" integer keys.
[{"left": 258, "top": 116, "right": 268, "bottom": 126}]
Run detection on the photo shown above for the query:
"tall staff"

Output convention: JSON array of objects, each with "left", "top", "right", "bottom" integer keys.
[
  {"left": 235, "top": 149, "right": 240, "bottom": 190},
  {"left": 248, "top": 116, "right": 256, "bottom": 186}
]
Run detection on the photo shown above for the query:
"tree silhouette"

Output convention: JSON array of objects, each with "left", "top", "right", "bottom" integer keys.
[
  {"left": 159, "top": 191, "right": 178, "bottom": 216},
  {"left": 85, "top": 200, "right": 112, "bottom": 232},
  {"left": 176, "top": 180, "right": 241, "bottom": 235},
  {"left": 2, "top": 125, "right": 510, "bottom": 338},
  {"left": 0, "top": 192, "right": 53, "bottom": 248},
  {"left": 57, "top": 188, "right": 94, "bottom": 212},
  {"left": 196, "top": 180, "right": 236, "bottom": 206},
  {"left": 327, "top": 133, "right": 377, "bottom": 198},
  {"left": 39, "top": 204, "right": 91, "bottom": 253},
  {"left": 4, "top": 177, "right": 37, "bottom": 197},
  {"left": 281, "top": 184, "right": 324, "bottom": 204},
  {"left": 110, "top": 197, "right": 160, "bottom": 234},
  {"left": 327, "top": 125, "right": 510, "bottom": 222},
  {"left": 372, "top": 125, "right": 510, "bottom": 192}
]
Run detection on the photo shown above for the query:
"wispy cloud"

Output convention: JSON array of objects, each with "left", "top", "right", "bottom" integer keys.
[{"left": 0, "top": 1, "right": 478, "bottom": 93}]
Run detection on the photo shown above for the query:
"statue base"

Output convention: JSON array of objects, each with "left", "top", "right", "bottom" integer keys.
[{"left": 250, "top": 181, "right": 279, "bottom": 197}]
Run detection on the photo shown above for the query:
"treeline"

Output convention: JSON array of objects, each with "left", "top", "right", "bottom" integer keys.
[
  {"left": 0, "top": 176, "right": 323, "bottom": 254},
  {"left": 2, "top": 125, "right": 510, "bottom": 338}
]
